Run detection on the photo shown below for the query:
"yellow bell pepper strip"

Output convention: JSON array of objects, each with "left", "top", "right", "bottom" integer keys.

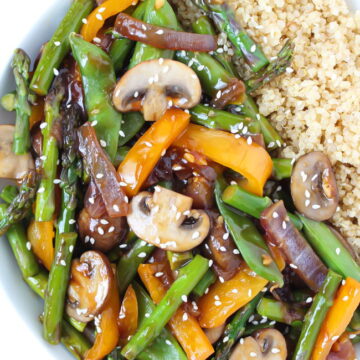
[
  {"left": 81, "top": 0, "right": 138, "bottom": 42},
  {"left": 29, "top": 97, "right": 44, "bottom": 129},
  {"left": 85, "top": 280, "right": 120, "bottom": 360},
  {"left": 311, "top": 277, "right": 360, "bottom": 360},
  {"left": 118, "top": 109, "right": 190, "bottom": 196},
  {"left": 118, "top": 285, "right": 138, "bottom": 346},
  {"left": 27, "top": 220, "right": 55, "bottom": 271},
  {"left": 138, "top": 263, "right": 214, "bottom": 360},
  {"left": 198, "top": 263, "right": 268, "bottom": 328},
  {"left": 173, "top": 124, "right": 272, "bottom": 196}
]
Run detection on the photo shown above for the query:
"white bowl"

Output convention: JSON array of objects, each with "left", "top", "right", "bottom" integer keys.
[{"left": 0, "top": 0, "right": 359, "bottom": 358}]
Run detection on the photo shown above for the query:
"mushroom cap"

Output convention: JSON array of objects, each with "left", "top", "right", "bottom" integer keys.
[
  {"left": 0, "top": 124, "right": 34, "bottom": 179},
  {"left": 291, "top": 151, "right": 339, "bottom": 221},
  {"left": 66, "top": 250, "right": 113, "bottom": 323},
  {"left": 127, "top": 186, "right": 210, "bottom": 252},
  {"left": 112, "top": 59, "right": 202, "bottom": 121}
]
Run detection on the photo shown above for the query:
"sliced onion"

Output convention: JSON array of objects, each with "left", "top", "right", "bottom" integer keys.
[
  {"left": 260, "top": 200, "right": 328, "bottom": 292},
  {"left": 115, "top": 13, "right": 217, "bottom": 52},
  {"left": 211, "top": 78, "right": 246, "bottom": 109},
  {"left": 78, "top": 123, "right": 129, "bottom": 217}
]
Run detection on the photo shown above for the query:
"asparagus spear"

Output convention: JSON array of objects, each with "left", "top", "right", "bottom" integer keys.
[
  {"left": 117, "top": 238, "right": 155, "bottom": 296},
  {"left": 43, "top": 105, "right": 80, "bottom": 344},
  {"left": 215, "top": 293, "right": 263, "bottom": 360},
  {"left": 0, "top": 185, "right": 18, "bottom": 204},
  {"left": 192, "top": 268, "right": 217, "bottom": 297},
  {"left": 121, "top": 255, "right": 209, "bottom": 359},
  {"left": 293, "top": 270, "right": 342, "bottom": 360},
  {"left": 11, "top": 49, "right": 32, "bottom": 154},
  {"left": 35, "top": 75, "right": 65, "bottom": 221},
  {"left": 30, "top": 0, "right": 94, "bottom": 95},
  {"left": 0, "top": 170, "right": 37, "bottom": 236},
  {"left": 272, "top": 157, "right": 293, "bottom": 180}
]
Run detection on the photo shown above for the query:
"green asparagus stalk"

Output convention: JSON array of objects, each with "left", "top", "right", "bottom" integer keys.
[
  {"left": 215, "top": 293, "right": 263, "bottom": 360},
  {"left": 117, "top": 239, "right": 155, "bottom": 296},
  {"left": 293, "top": 270, "right": 342, "bottom": 360},
  {"left": 257, "top": 297, "right": 305, "bottom": 326},
  {"left": 35, "top": 76, "right": 65, "bottom": 221},
  {"left": 0, "top": 185, "right": 18, "bottom": 204},
  {"left": 25, "top": 270, "right": 49, "bottom": 298},
  {"left": 121, "top": 255, "right": 210, "bottom": 359},
  {"left": 167, "top": 251, "right": 193, "bottom": 270},
  {"left": 11, "top": 49, "right": 32, "bottom": 154},
  {"left": 215, "top": 177, "right": 284, "bottom": 285},
  {"left": 247, "top": 40, "right": 294, "bottom": 92},
  {"left": 0, "top": 170, "right": 37, "bottom": 235},
  {"left": 190, "top": 104, "right": 260, "bottom": 134},
  {"left": 192, "top": 268, "right": 217, "bottom": 297},
  {"left": 30, "top": 0, "right": 94, "bottom": 95},
  {"left": 272, "top": 158, "right": 293, "bottom": 180}
]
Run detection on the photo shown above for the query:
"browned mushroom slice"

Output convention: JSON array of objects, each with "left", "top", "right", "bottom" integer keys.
[
  {"left": 204, "top": 324, "right": 225, "bottom": 344},
  {"left": 66, "top": 251, "right": 113, "bottom": 322},
  {"left": 230, "top": 329, "right": 287, "bottom": 360},
  {"left": 0, "top": 124, "right": 34, "bottom": 179},
  {"left": 127, "top": 186, "right": 210, "bottom": 252},
  {"left": 78, "top": 208, "right": 128, "bottom": 252},
  {"left": 291, "top": 151, "right": 339, "bottom": 221},
  {"left": 112, "top": 59, "right": 202, "bottom": 121}
]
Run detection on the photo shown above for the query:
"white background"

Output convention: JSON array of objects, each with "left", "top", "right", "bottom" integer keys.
[{"left": 0, "top": 0, "right": 359, "bottom": 359}]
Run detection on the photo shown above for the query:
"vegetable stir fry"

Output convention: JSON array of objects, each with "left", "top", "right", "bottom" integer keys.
[{"left": 1, "top": 0, "right": 359, "bottom": 359}]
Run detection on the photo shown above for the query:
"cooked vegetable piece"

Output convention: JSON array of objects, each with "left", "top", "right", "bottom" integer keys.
[
  {"left": 10, "top": 49, "right": 32, "bottom": 154},
  {"left": 215, "top": 177, "right": 283, "bottom": 284},
  {"left": 204, "top": 324, "right": 225, "bottom": 345},
  {"left": 113, "top": 59, "right": 201, "bottom": 121},
  {"left": 138, "top": 262, "right": 214, "bottom": 360},
  {"left": 118, "top": 112, "right": 145, "bottom": 147},
  {"left": 167, "top": 251, "right": 193, "bottom": 270},
  {"left": 78, "top": 123, "right": 129, "bottom": 217},
  {"left": 229, "top": 329, "right": 287, "bottom": 360},
  {"left": 30, "top": 0, "right": 94, "bottom": 95},
  {"left": 311, "top": 277, "right": 360, "bottom": 360},
  {"left": 198, "top": 263, "right": 268, "bottom": 328},
  {"left": 293, "top": 270, "right": 342, "bottom": 360},
  {"left": 118, "top": 109, "right": 190, "bottom": 196},
  {"left": 127, "top": 186, "right": 210, "bottom": 251},
  {"left": 291, "top": 152, "right": 339, "bottom": 221},
  {"left": 174, "top": 125, "right": 272, "bottom": 196},
  {"left": 69, "top": 33, "right": 121, "bottom": 162},
  {"left": 0, "top": 125, "right": 34, "bottom": 180},
  {"left": 115, "top": 13, "right": 217, "bottom": 52},
  {"left": 214, "top": 293, "right": 263, "bottom": 360},
  {"left": 66, "top": 251, "right": 113, "bottom": 323},
  {"left": 81, "top": 0, "right": 136, "bottom": 42},
  {"left": 0, "top": 185, "right": 18, "bottom": 204},
  {"left": 121, "top": 255, "right": 209, "bottom": 359},
  {"left": 272, "top": 158, "right": 293, "bottom": 180},
  {"left": 192, "top": 269, "right": 217, "bottom": 297},
  {"left": 260, "top": 201, "right": 328, "bottom": 292},
  {"left": 299, "top": 215, "right": 360, "bottom": 281}
]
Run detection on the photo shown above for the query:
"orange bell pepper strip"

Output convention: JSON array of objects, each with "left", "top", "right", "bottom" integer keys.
[
  {"left": 118, "top": 109, "right": 190, "bottom": 196},
  {"left": 198, "top": 263, "right": 268, "bottom": 328},
  {"left": 311, "top": 277, "right": 360, "bottom": 360},
  {"left": 118, "top": 284, "right": 138, "bottom": 346},
  {"left": 81, "top": 0, "right": 138, "bottom": 42},
  {"left": 29, "top": 97, "right": 44, "bottom": 129},
  {"left": 85, "top": 281, "right": 120, "bottom": 360},
  {"left": 173, "top": 124, "right": 272, "bottom": 196},
  {"left": 27, "top": 220, "right": 55, "bottom": 271},
  {"left": 138, "top": 263, "right": 214, "bottom": 360}
]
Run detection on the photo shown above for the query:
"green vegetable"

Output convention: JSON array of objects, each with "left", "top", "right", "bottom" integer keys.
[
  {"left": 215, "top": 177, "right": 283, "bottom": 285},
  {"left": 293, "top": 270, "right": 342, "bottom": 360},
  {"left": 190, "top": 104, "right": 260, "bottom": 134},
  {"left": 129, "top": 0, "right": 178, "bottom": 68},
  {"left": 0, "top": 185, "right": 18, "bottom": 204},
  {"left": 300, "top": 215, "right": 360, "bottom": 281},
  {"left": 11, "top": 49, "right": 32, "bottom": 154},
  {"left": 1, "top": 92, "right": 16, "bottom": 111},
  {"left": 35, "top": 76, "right": 65, "bottom": 222},
  {"left": 121, "top": 255, "right": 209, "bottom": 359},
  {"left": 350, "top": 309, "right": 360, "bottom": 331},
  {"left": 30, "top": 0, "right": 94, "bottom": 95},
  {"left": 117, "top": 238, "right": 155, "bottom": 296},
  {"left": 118, "top": 112, "right": 145, "bottom": 147},
  {"left": 167, "top": 251, "right": 193, "bottom": 270},
  {"left": 272, "top": 158, "right": 293, "bottom": 180},
  {"left": 114, "top": 146, "right": 130, "bottom": 168},
  {"left": 215, "top": 293, "right": 263, "bottom": 360},
  {"left": 69, "top": 33, "right": 122, "bottom": 162},
  {"left": 192, "top": 268, "right": 217, "bottom": 297}
]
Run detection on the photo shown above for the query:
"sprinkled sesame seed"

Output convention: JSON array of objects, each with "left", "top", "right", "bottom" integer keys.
[
  {"left": 40, "top": 122, "right": 48, "bottom": 129},
  {"left": 305, "top": 190, "right": 311, "bottom": 198},
  {"left": 53, "top": 68, "right": 59, "bottom": 76},
  {"left": 95, "top": 13, "right": 103, "bottom": 20},
  {"left": 282, "top": 221, "right": 287, "bottom": 229},
  {"left": 215, "top": 300, "right": 222, "bottom": 306},
  {"left": 250, "top": 352, "right": 257, "bottom": 357},
  {"left": 90, "top": 237, "right": 95, "bottom": 245},
  {"left": 119, "top": 244, "right": 127, "bottom": 248},
  {"left": 82, "top": 18, "right": 88, "bottom": 24},
  {"left": 268, "top": 141, "right": 275, "bottom": 148},
  {"left": 144, "top": 141, "right": 152, "bottom": 147},
  {"left": 332, "top": 335, "right": 339, "bottom": 341},
  {"left": 336, "top": 247, "right": 341, "bottom": 255},
  {"left": 232, "top": 289, "right": 238, "bottom": 293},
  {"left": 233, "top": 249, "right": 240, "bottom": 255},
  {"left": 343, "top": 296, "right": 349, "bottom": 301},
  {"left": 342, "top": 279, "right": 346, "bottom": 285},
  {"left": 300, "top": 171, "right": 308, "bottom": 182},
  {"left": 349, "top": 334, "right": 357, "bottom": 339},
  {"left": 192, "top": 231, "right": 200, "bottom": 239},
  {"left": 100, "top": 219, "right": 109, "bottom": 225},
  {"left": 312, "top": 204, "right": 321, "bottom": 209},
  {"left": 306, "top": 297, "right": 313, "bottom": 303},
  {"left": 138, "top": 252, "right": 147, "bottom": 258},
  {"left": 270, "top": 320, "right": 276, "bottom": 325},
  {"left": 272, "top": 212, "right": 279, "bottom": 218},
  {"left": 119, "top": 314, "right": 126, "bottom": 319},
  {"left": 60, "top": 260, "right": 66, "bottom": 266},
  {"left": 223, "top": 336, "right": 229, "bottom": 343},
  {"left": 289, "top": 263, "right": 298, "bottom": 269},
  {"left": 100, "top": 139, "right": 107, "bottom": 147},
  {"left": 69, "top": 219, "right": 76, "bottom": 225},
  {"left": 247, "top": 136, "right": 253, "bottom": 145},
  {"left": 37, "top": 187, "right": 45, "bottom": 194},
  {"left": 182, "top": 312, "right": 188, "bottom": 321},
  {"left": 91, "top": 120, "right": 98, "bottom": 127},
  {"left": 208, "top": 260, "right": 214, "bottom": 267},
  {"left": 53, "top": 179, "right": 61, "bottom": 184},
  {"left": 250, "top": 44, "right": 257, "bottom": 53},
  {"left": 165, "top": 339, "right": 171, "bottom": 345},
  {"left": 219, "top": 276, "right": 225, "bottom": 283},
  {"left": 272, "top": 348, "right": 280, "bottom": 354},
  {"left": 305, "top": 199, "right": 311, "bottom": 207},
  {"left": 54, "top": 41, "right": 61, "bottom": 46},
  {"left": 93, "top": 37, "right": 101, "bottom": 43},
  {"left": 286, "top": 67, "right": 294, "bottom": 73},
  {"left": 181, "top": 295, "right": 188, "bottom": 302},
  {"left": 311, "top": 174, "right": 318, "bottom": 181},
  {"left": 85, "top": 236, "right": 90, "bottom": 243},
  {"left": 276, "top": 140, "right": 282, "bottom": 147},
  {"left": 248, "top": 289, "right": 252, "bottom": 297},
  {"left": 145, "top": 313, "right": 150, "bottom": 318},
  {"left": 98, "top": 227, "right": 105, "bottom": 235},
  {"left": 26, "top": 242, "right": 32, "bottom": 251},
  {"left": 96, "top": 173, "right": 104, "bottom": 179},
  {"left": 155, "top": 272, "right": 163, "bottom": 278}
]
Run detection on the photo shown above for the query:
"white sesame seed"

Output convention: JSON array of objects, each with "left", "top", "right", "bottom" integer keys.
[
  {"left": 300, "top": 171, "right": 308, "bottom": 182},
  {"left": 208, "top": 260, "right": 214, "bottom": 267},
  {"left": 98, "top": 227, "right": 105, "bottom": 235},
  {"left": 312, "top": 204, "right": 321, "bottom": 209},
  {"left": 289, "top": 263, "right": 298, "bottom": 269},
  {"left": 276, "top": 140, "right": 282, "bottom": 147},
  {"left": 240, "top": 338, "right": 244, "bottom": 344},
  {"left": 286, "top": 67, "right": 294, "bottom": 73},
  {"left": 165, "top": 339, "right": 171, "bottom": 345},
  {"left": 223, "top": 336, "right": 229, "bottom": 343},
  {"left": 272, "top": 348, "right": 280, "bottom": 354},
  {"left": 95, "top": 13, "right": 103, "bottom": 20},
  {"left": 138, "top": 252, "right": 147, "bottom": 258},
  {"left": 26, "top": 242, "right": 32, "bottom": 251},
  {"left": 40, "top": 122, "right": 48, "bottom": 129},
  {"left": 82, "top": 18, "right": 88, "bottom": 24},
  {"left": 40, "top": 155, "right": 47, "bottom": 161},
  {"left": 343, "top": 296, "right": 349, "bottom": 301},
  {"left": 100, "top": 139, "right": 107, "bottom": 147},
  {"left": 223, "top": 232, "right": 230, "bottom": 240},
  {"left": 124, "top": 196, "right": 129, "bottom": 203},
  {"left": 332, "top": 335, "right": 339, "bottom": 341},
  {"left": 85, "top": 236, "right": 90, "bottom": 243},
  {"left": 155, "top": 272, "right": 163, "bottom": 278},
  {"left": 247, "top": 136, "right": 253, "bottom": 145},
  {"left": 119, "top": 130, "right": 125, "bottom": 137},
  {"left": 305, "top": 199, "right": 311, "bottom": 207},
  {"left": 69, "top": 219, "right": 76, "bottom": 225},
  {"left": 119, "top": 244, "right": 127, "bottom": 248},
  {"left": 90, "top": 237, "right": 95, "bottom": 245},
  {"left": 336, "top": 248, "right": 341, "bottom": 255},
  {"left": 282, "top": 221, "right": 287, "bottom": 230},
  {"left": 37, "top": 187, "right": 45, "bottom": 194},
  {"left": 272, "top": 212, "right": 279, "bottom": 218},
  {"left": 93, "top": 37, "right": 101, "bottom": 43},
  {"left": 98, "top": 7, "right": 106, "bottom": 13},
  {"left": 54, "top": 41, "right": 61, "bottom": 46},
  {"left": 248, "top": 289, "right": 252, "bottom": 297},
  {"left": 144, "top": 313, "right": 150, "bottom": 318},
  {"left": 305, "top": 190, "right": 311, "bottom": 198},
  {"left": 60, "top": 260, "right": 66, "bottom": 266},
  {"left": 192, "top": 231, "right": 200, "bottom": 239},
  {"left": 268, "top": 141, "right": 275, "bottom": 148},
  {"left": 250, "top": 352, "right": 257, "bottom": 357},
  {"left": 250, "top": 44, "right": 257, "bottom": 53},
  {"left": 53, "top": 179, "right": 61, "bottom": 184},
  {"left": 155, "top": 29, "right": 164, "bottom": 35},
  {"left": 96, "top": 173, "right": 104, "bottom": 179},
  {"left": 220, "top": 246, "right": 226, "bottom": 252},
  {"left": 349, "top": 334, "right": 357, "bottom": 339},
  {"left": 232, "top": 289, "right": 238, "bottom": 293},
  {"left": 144, "top": 141, "right": 152, "bottom": 147},
  {"left": 91, "top": 120, "right": 98, "bottom": 127},
  {"left": 119, "top": 314, "right": 126, "bottom": 319},
  {"left": 113, "top": 204, "right": 120, "bottom": 212},
  {"left": 100, "top": 219, "right": 109, "bottom": 225},
  {"left": 53, "top": 68, "right": 59, "bottom": 76},
  {"left": 219, "top": 276, "right": 225, "bottom": 283},
  {"left": 88, "top": 197, "right": 95, "bottom": 205},
  {"left": 69, "top": 245, "right": 74, "bottom": 252},
  {"left": 311, "top": 174, "right": 318, "bottom": 181},
  {"left": 270, "top": 320, "right": 276, "bottom": 325},
  {"left": 233, "top": 249, "right": 240, "bottom": 255},
  {"left": 182, "top": 312, "right": 188, "bottom": 321},
  {"left": 181, "top": 295, "right": 188, "bottom": 302},
  {"left": 215, "top": 300, "right": 222, "bottom": 306}
]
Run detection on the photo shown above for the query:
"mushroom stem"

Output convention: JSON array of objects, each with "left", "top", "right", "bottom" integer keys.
[{"left": 142, "top": 86, "right": 168, "bottom": 121}]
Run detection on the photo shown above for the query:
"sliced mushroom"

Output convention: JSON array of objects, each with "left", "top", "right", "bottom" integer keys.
[
  {"left": 112, "top": 59, "right": 201, "bottom": 121},
  {"left": 230, "top": 329, "right": 287, "bottom": 360},
  {"left": 66, "top": 251, "right": 113, "bottom": 322},
  {"left": 0, "top": 124, "right": 34, "bottom": 179},
  {"left": 291, "top": 151, "right": 339, "bottom": 221},
  {"left": 78, "top": 208, "right": 128, "bottom": 252},
  {"left": 204, "top": 324, "right": 225, "bottom": 344},
  {"left": 127, "top": 186, "right": 210, "bottom": 252}
]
